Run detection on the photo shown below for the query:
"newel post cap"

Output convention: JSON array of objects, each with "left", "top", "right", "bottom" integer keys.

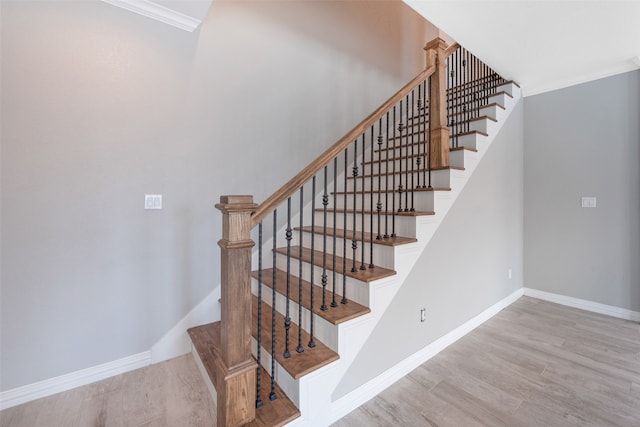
[
  {"left": 215, "top": 195, "right": 258, "bottom": 214},
  {"left": 424, "top": 37, "right": 449, "bottom": 52}
]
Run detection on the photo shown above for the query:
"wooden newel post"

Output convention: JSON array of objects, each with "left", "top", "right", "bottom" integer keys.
[
  {"left": 215, "top": 195, "right": 258, "bottom": 426},
  {"left": 425, "top": 37, "right": 450, "bottom": 169}
]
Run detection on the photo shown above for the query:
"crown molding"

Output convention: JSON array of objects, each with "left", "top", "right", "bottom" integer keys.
[{"left": 101, "top": 0, "right": 204, "bottom": 32}]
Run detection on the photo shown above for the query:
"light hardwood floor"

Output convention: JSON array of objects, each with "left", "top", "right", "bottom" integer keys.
[
  {"left": 333, "top": 297, "right": 640, "bottom": 427},
  {"left": 0, "top": 354, "right": 216, "bottom": 426},
  {"left": 2, "top": 297, "right": 639, "bottom": 426}
]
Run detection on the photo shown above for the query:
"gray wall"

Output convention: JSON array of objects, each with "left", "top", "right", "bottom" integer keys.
[
  {"left": 0, "top": 0, "right": 440, "bottom": 390},
  {"left": 524, "top": 71, "right": 640, "bottom": 311},
  {"left": 335, "top": 100, "right": 525, "bottom": 398}
]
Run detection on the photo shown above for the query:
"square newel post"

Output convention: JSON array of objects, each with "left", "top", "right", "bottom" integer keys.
[
  {"left": 215, "top": 195, "right": 258, "bottom": 426},
  {"left": 425, "top": 37, "right": 451, "bottom": 169}
]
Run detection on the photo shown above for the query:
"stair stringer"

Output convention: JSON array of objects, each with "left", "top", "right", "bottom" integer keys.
[{"left": 281, "top": 83, "right": 522, "bottom": 427}]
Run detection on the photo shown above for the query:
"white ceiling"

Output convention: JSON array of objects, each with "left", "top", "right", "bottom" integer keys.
[{"left": 403, "top": 0, "right": 640, "bottom": 96}]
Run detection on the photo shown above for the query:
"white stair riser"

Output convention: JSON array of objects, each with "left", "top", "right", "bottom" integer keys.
[
  {"left": 332, "top": 190, "right": 436, "bottom": 213},
  {"left": 296, "top": 232, "right": 396, "bottom": 270},
  {"left": 252, "top": 281, "right": 339, "bottom": 352},
  {"left": 313, "top": 210, "right": 417, "bottom": 239},
  {"left": 250, "top": 340, "right": 300, "bottom": 406},
  {"left": 346, "top": 168, "right": 452, "bottom": 191},
  {"left": 273, "top": 256, "right": 371, "bottom": 306}
]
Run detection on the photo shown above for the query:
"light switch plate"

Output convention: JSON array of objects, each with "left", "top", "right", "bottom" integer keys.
[
  {"left": 145, "top": 194, "right": 162, "bottom": 210},
  {"left": 581, "top": 196, "right": 596, "bottom": 208}
]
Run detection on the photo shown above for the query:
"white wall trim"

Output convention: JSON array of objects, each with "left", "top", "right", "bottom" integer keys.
[
  {"left": 0, "top": 351, "right": 151, "bottom": 411},
  {"left": 523, "top": 288, "right": 640, "bottom": 322},
  {"left": 101, "top": 0, "right": 202, "bottom": 32},
  {"left": 150, "top": 285, "right": 221, "bottom": 363},
  {"left": 329, "top": 287, "right": 524, "bottom": 423},
  {"left": 0, "top": 285, "right": 221, "bottom": 411}
]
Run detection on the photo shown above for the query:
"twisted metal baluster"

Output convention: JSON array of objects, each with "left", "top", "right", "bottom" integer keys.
[
  {"left": 351, "top": 139, "right": 358, "bottom": 273},
  {"left": 397, "top": 99, "right": 404, "bottom": 212},
  {"left": 321, "top": 166, "right": 328, "bottom": 311},
  {"left": 360, "top": 133, "right": 366, "bottom": 271},
  {"left": 410, "top": 90, "right": 415, "bottom": 212},
  {"left": 404, "top": 94, "right": 410, "bottom": 212},
  {"left": 256, "top": 221, "right": 263, "bottom": 409},
  {"left": 296, "top": 188, "right": 304, "bottom": 354},
  {"left": 368, "top": 128, "right": 374, "bottom": 268},
  {"left": 284, "top": 198, "right": 292, "bottom": 359},
  {"left": 384, "top": 112, "right": 390, "bottom": 238},
  {"left": 342, "top": 148, "right": 348, "bottom": 304},
  {"left": 331, "top": 158, "right": 338, "bottom": 308},
  {"left": 391, "top": 106, "right": 397, "bottom": 237},
  {"left": 308, "top": 177, "right": 316, "bottom": 348},
  {"left": 269, "top": 211, "right": 277, "bottom": 401},
  {"left": 376, "top": 118, "right": 383, "bottom": 240}
]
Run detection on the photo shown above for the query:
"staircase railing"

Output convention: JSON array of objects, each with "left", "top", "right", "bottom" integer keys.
[{"left": 212, "top": 37, "right": 507, "bottom": 426}]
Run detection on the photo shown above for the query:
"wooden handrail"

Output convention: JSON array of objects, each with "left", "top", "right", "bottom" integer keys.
[
  {"left": 251, "top": 65, "right": 436, "bottom": 228},
  {"left": 444, "top": 42, "right": 460, "bottom": 58}
]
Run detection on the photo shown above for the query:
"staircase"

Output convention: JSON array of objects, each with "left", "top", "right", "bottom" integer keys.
[{"left": 187, "top": 38, "right": 521, "bottom": 426}]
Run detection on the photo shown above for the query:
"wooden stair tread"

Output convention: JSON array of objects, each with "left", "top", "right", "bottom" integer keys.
[
  {"left": 296, "top": 226, "right": 417, "bottom": 246},
  {"left": 251, "top": 295, "right": 339, "bottom": 379},
  {"left": 315, "top": 208, "right": 435, "bottom": 217},
  {"left": 252, "top": 268, "right": 371, "bottom": 325},
  {"left": 333, "top": 186, "right": 450, "bottom": 195},
  {"left": 275, "top": 246, "right": 396, "bottom": 283},
  {"left": 451, "top": 146, "right": 478, "bottom": 152},
  {"left": 187, "top": 323, "right": 300, "bottom": 427}
]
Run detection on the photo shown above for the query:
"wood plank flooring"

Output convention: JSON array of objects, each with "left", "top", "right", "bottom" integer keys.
[
  {"left": 0, "top": 355, "right": 216, "bottom": 427},
  {"left": 333, "top": 297, "right": 640, "bottom": 427},
  {"left": 2, "top": 297, "right": 638, "bottom": 426}
]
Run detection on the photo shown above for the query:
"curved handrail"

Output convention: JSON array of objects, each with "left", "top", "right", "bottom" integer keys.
[{"left": 251, "top": 65, "right": 436, "bottom": 228}]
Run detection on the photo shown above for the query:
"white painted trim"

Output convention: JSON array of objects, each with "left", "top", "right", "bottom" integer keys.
[
  {"left": 0, "top": 352, "right": 151, "bottom": 410},
  {"left": 523, "top": 288, "right": 640, "bottom": 322},
  {"left": 329, "top": 287, "right": 524, "bottom": 423},
  {"left": 150, "top": 285, "right": 221, "bottom": 363},
  {"left": 0, "top": 285, "right": 221, "bottom": 411},
  {"left": 101, "top": 0, "right": 202, "bottom": 32}
]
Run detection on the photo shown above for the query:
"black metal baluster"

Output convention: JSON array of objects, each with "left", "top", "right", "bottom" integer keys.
[
  {"left": 360, "top": 133, "right": 366, "bottom": 271},
  {"left": 416, "top": 83, "right": 423, "bottom": 190},
  {"left": 368, "top": 128, "right": 374, "bottom": 268},
  {"left": 384, "top": 112, "right": 390, "bottom": 238},
  {"left": 391, "top": 106, "right": 397, "bottom": 237},
  {"left": 397, "top": 99, "right": 404, "bottom": 212},
  {"left": 410, "top": 89, "right": 415, "bottom": 212},
  {"left": 351, "top": 139, "right": 358, "bottom": 272},
  {"left": 321, "top": 167, "right": 328, "bottom": 311},
  {"left": 256, "top": 221, "right": 263, "bottom": 408},
  {"left": 308, "top": 177, "right": 316, "bottom": 348},
  {"left": 331, "top": 158, "right": 338, "bottom": 307},
  {"left": 421, "top": 79, "right": 428, "bottom": 188},
  {"left": 449, "top": 55, "right": 456, "bottom": 149},
  {"left": 404, "top": 94, "right": 410, "bottom": 212},
  {"left": 284, "top": 198, "right": 292, "bottom": 359},
  {"left": 342, "top": 148, "right": 348, "bottom": 304},
  {"left": 376, "top": 118, "right": 383, "bottom": 240},
  {"left": 270, "top": 211, "right": 277, "bottom": 401},
  {"left": 296, "top": 188, "right": 304, "bottom": 354},
  {"left": 428, "top": 75, "right": 433, "bottom": 189}
]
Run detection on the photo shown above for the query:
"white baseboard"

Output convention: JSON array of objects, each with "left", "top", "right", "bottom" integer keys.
[
  {"left": 523, "top": 287, "right": 640, "bottom": 322},
  {"left": 329, "top": 287, "right": 524, "bottom": 423},
  {"left": 0, "top": 352, "right": 151, "bottom": 411},
  {"left": 1, "top": 285, "right": 221, "bottom": 411},
  {"left": 150, "top": 284, "right": 221, "bottom": 363}
]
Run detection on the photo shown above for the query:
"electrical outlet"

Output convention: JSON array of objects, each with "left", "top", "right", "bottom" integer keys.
[
  {"left": 508, "top": 269, "right": 512, "bottom": 279},
  {"left": 420, "top": 308, "right": 427, "bottom": 323}
]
